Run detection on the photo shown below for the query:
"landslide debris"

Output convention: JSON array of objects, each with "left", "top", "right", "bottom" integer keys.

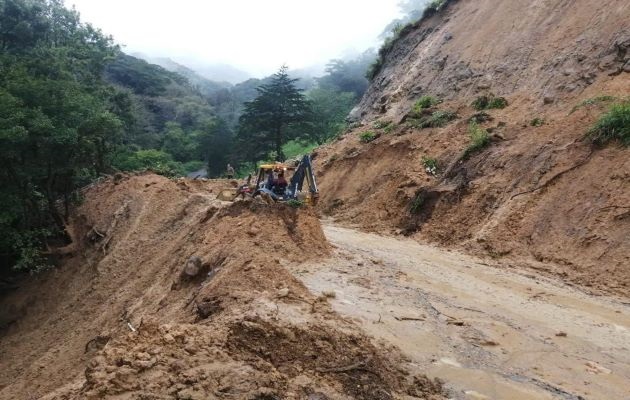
[
  {"left": 315, "top": 0, "right": 630, "bottom": 296},
  {"left": 0, "top": 173, "right": 443, "bottom": 399}
]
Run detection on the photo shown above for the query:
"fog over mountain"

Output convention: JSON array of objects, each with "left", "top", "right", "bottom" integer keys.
[{"left": 68, "top": 0, "right": 403, "bottom": 78}]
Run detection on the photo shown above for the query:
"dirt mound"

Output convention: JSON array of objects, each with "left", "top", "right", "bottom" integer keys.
[
  {"left": 315, "top": 0, "right": 630, "bottom": 296},
  {"left": 58, "top": 317, "right": 440, "bottom": 400},
  {"left": 0, "top": 173, "right": 443, "bottom": 399}
]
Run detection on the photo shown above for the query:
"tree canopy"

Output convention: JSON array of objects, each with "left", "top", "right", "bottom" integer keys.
[
  {"left": 237, "top": 66, "right": 312, "bottom": 161},
  {"left": 0, "top": 0, "right": 126, "bottom": 272},
  {"left": 0, "top": 0, "right": 229, "bottom": 273}
]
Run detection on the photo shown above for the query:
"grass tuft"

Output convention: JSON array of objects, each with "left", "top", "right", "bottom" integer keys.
[
  {"left": 359, "top": 131, "right": 378, "bottom": 143},
  {"left": 408, "top": 110, "right": 457, "bottom": 129},
  {"left": 588, "top": 101, "right": 630, "bottom": 146},
  {"left": 569, "top": 95, "right": 617, "bottom": 114},
  {"left": 464, "top": 121, "right": 491, "bottom": 159},
  {"left": 472, "top": 95, "right": 508, "bottom": 111},
  {"left": 422, "top": 156, "right": 439, "bottom": 176}
]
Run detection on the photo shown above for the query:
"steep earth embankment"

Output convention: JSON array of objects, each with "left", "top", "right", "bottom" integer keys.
[
  {"left": 315, "top": 0, "right": 630, "bottom": 296},
  {"left": 0, "top": 174, "right": 443, "bottom": 399}
]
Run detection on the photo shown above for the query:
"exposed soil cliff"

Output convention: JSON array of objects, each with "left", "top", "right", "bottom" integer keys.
[{"left": 316, "top": 0, "right": 630, "bottom": 296}]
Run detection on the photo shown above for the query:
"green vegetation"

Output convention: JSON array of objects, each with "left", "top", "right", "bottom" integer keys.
[
  {"left": 410, "top": 192, "right": 426, "bottom": 214},
  {"left": 282, "top": 140, "right": 319, "bottom": 160},
  {"left": 373, "top": 120, "right": 391, "bottom": 129},
  {"left": 530, "top": 118, "right": 545, "bottom": 127},
  {"left": 368, "top": 0, "right": 452, "bottom": 81},
  {"left": 422, "top": 156, "right": 439, "bottom": 176},
  {"left": 414, "top": 96, "right": 442, "bottom": 111},
  {"left": 103, "top": 54, "right": 235, "bottom": 177},
  {"left": 424, "top": 0, "right": 447, "bottom": 17},
  {"left": 569, "top": 95, "right": 617, "bottom": 114},
  {"left": 408, "top": 110, "right": 457, "bottom": 129},
  {"left": 464, "top": 122, "right": 491, "bottom": 158},
  {"left": 367, "top": 21, "right": 416, "bottom": 81},
  {"left": 0, "top": 0, "right": 239, "bottom": 272},
  {"left": 308, "top": 87, "right": 356, "bottom": 144},
  {"left": 588, "top": 101, "right": 630, "bottom": 146},
  {"left": 366, "top": 58, "right": 385, "bottom": 82},
  {"left": 237, "top": 63, "right": 367, "bottom": 162},
  {"left": 472, "top": 95, "right": 509, "bottom": 111},
  {"left": 373, "top": 120, "right": 395, "bottom": 134},
  {"left": 359, "top": 131, "right": 378, "bottom": 143},
  {"left": 112, "top": 149, "right": 185, "bottom": 177},
  {"left": 317, "top": 53, "right": 374, "bottom": 99},
  {"left": 0, "top": 0, "right": 129, "bottom": 272},
  {"left": 237, "top": 66, "right": 312, "bottom": 162},
  {"left": 286, "top": 199, "right": 305, "bottom": 209}
]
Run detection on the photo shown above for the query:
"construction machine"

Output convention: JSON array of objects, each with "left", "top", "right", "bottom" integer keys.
[
  {"left": 253, "top": 155, "right": 319, "bottom": 205},
  {"left": 216, "top": 155, "right": 319, "bottom": 204}
]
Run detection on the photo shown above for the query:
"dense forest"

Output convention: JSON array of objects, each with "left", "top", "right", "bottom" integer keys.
[{"left": 0, "top": 0, "right": 378, "bottom": 274}]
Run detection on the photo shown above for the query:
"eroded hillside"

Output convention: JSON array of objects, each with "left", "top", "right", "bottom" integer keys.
[
  {"left": 0, "top": 174, "right": 443, "bottom": 399},
  {"left": 315, "top": 0, "right": 630, "bottom": 295}
]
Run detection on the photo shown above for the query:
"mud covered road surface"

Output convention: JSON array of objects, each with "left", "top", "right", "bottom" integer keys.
[{"left": 291, "top": 224, "right": 630, "bottom": 400}]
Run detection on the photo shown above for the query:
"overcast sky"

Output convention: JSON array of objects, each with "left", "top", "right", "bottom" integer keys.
[{"left": 68, "top": 0, "right": 402, "bottom": 77}]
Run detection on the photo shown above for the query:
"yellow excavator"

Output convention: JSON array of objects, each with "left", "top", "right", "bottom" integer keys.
[{"left": 216, "top": 155, "right": 319, "bottom": 205}]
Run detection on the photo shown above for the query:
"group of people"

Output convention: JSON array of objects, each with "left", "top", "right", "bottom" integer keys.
[
  {"left": 226, "top": 163, "right": 288, "bottom": 196},
  {"left": 266, "top": 170, "right": 288, "bottom": 194}
]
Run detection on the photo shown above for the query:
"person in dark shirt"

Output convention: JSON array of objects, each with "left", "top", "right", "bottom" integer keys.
[
  {"left": 276, "top": 172, "right": 288, "bottom": 188},
  {"left": 273, "top": 171, "right": 288, "bottom": 195}
]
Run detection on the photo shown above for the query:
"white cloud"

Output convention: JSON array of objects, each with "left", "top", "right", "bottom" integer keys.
[{"left": 68, "top": 0, "right": 402, "bottom": 76}]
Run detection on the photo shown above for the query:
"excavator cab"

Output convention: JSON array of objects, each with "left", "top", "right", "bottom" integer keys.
[{"left": 253, "top": 155, "right": 319, "bottom": 205}]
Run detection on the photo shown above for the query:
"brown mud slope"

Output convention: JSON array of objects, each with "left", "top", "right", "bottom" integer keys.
[
  {"left": 316, "top": 0, "right": 630, "bottom": 296},
  {"left": 0, "top": 173, "right": 443, "bottom": 399}
]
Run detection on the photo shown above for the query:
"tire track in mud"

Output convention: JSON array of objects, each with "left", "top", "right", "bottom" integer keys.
[{"left": 291, "top": 224, "right": 630, "bottom": 400}]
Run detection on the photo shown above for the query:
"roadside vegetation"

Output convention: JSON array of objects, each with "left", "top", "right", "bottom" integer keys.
[{"left": 588, "top": 101, "right": 630, "bottom": 146}]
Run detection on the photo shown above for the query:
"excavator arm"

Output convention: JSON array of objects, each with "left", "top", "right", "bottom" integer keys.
[{"left": 288, "top": 155, "right": 319, "bottom": 203}]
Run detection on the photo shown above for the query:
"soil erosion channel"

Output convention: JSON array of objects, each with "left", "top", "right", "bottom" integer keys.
[{"left": 291, "top": 225, "right": 630, "bottom": 400}]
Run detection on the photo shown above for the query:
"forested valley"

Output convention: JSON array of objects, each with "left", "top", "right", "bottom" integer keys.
[{"left": 0, "top": 0, "right": 376, "bottom": 274}]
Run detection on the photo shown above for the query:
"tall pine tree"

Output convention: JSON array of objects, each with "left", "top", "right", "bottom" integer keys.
[{"left": 238, "top": 65, "right": 311, "bottom": 161}]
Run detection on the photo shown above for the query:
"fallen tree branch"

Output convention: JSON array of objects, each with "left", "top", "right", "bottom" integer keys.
[{"left": 394, "top": 316, "right": 425, "bottom": 321}]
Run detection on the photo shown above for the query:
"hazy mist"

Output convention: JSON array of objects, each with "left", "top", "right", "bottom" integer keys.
[{"left": 68, "top": 0, "right": 403, "bottom": 77}]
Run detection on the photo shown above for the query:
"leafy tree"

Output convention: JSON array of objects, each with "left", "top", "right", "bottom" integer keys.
[
  {"left": 194, "top": 118, "right": 233, "bottom": 176},
  {"left": 161, "top": 122, "right": 195, "bottom": 162},
  {"left": 112, "top": 149, "right": 184, "bottom": 177},
  {"left": 0, "top": 0, "right": 126, "bottom": 273},
  {"left": 317, "top": 51, "right": 375, "bottom": 99},
  {"left": 307, "top": 88, "right": 355, "bottom": 144},
  {"left": 237, "top": 65, "right": 312, "bottom": 161}
]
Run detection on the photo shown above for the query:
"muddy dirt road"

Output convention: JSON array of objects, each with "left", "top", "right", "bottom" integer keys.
[{"left": 290, "top": 224, "right": 630, "bottom": 400}]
